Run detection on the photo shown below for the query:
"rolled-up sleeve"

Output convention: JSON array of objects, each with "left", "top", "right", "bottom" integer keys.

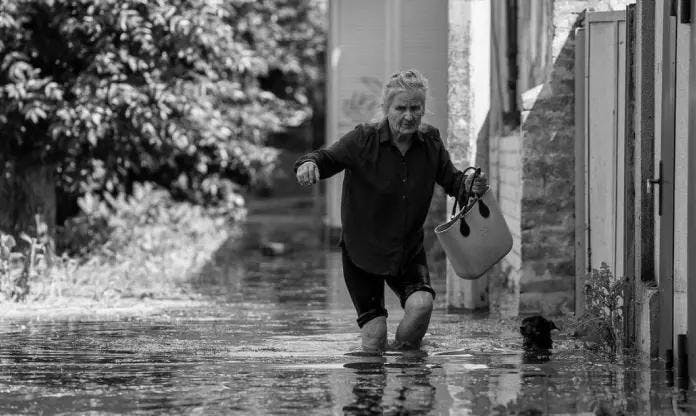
[{"left": 294, "top": 126, "right": 361, "bottom": 179}]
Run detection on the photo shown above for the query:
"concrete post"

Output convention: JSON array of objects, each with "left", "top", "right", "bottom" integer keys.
[{"left": 446, "top": 0, "right": 491, "bottom": 310}]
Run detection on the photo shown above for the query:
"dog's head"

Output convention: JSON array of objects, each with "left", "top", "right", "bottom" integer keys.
[
  {"left": 520, "top": 316, "right": 558, "bottom": 350},
  {"left": 520, "top": 315, "right": 558, "bottom": 337}
]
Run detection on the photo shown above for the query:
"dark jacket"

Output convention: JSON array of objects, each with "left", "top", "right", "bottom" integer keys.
[{"left": 294, "top": 119, "right": 465, "bottom": 276}]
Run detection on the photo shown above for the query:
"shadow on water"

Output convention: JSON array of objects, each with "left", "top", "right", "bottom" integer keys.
[{"left": 1, "top": 195, "right": 695, "bottom": 414}]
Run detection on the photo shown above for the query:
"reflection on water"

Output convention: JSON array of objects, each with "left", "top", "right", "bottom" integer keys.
[
  {"left": 0, "top": 197, "right": 695, "bottom": 415},
  {"left": 340, "top": 355, "right": 443, "bottom": 415}
]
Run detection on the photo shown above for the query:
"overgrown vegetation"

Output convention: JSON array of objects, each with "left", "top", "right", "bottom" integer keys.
[
  {"left": 0, "top": 182, "right": 243, "bottom": 304},
  {"left": 0, "top": 0, "right": 326, "bottom": 232},
  {"left": 575, "top": 262, "right": 625, "bottom": 354},
  {"left": 0, "top": 215, "right": 52, "bottom": 302},
  {"left": 0, "top": 0, "right": 326, "bottom": 304}
]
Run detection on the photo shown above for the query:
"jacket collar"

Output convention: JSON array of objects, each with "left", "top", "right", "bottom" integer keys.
[{"left": 378, "top": 118, "right": 425, "bottom": 144}]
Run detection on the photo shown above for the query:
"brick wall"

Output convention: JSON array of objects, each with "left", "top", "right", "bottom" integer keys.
[
  {"left": 517, "top": 2, "right": 578, "bottom": 313},
  {"left": 489, "top": 0, "right": 631, "bottom": 315}
]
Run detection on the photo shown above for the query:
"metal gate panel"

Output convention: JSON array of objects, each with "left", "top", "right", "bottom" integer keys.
[
  {"left": 583, "top": 11, "right": 627, "bottom": 278},
  {"left": 658, "top": 2, "right": 677, "bottom": 363},
  {"left": 672, "top": 0, "right": 691, "bottom": 351},
  {"left": 574, "top": 26, "right": 587, "bottom": 316}
]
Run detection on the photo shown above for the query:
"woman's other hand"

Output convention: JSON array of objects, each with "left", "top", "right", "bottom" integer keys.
[
  {"left": 296, "top": 161, "right": 320, "bottom": 186},
  {"left": 464, "top": 171, "right": 488, "bottom": 196}
]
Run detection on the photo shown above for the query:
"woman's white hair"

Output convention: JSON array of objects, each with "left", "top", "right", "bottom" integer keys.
[{"left": 381, "top": 69, "right": 429, "bottom": 113}]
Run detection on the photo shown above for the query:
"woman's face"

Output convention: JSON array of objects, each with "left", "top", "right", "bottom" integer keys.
[{"left": 386, "top": 90, "right": 424, "bottom": 137}]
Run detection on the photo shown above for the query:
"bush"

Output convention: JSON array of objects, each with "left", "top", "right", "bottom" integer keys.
[
  {"left": 0, "top": 215, "right": 53, "bottom": 302},
  {"left": 1, "top": 182, "right": 245, "bottom": 303},
  {"left": 575, "top": 262, "right": 625, "bottom": 354},
  {"left": 57, "top": 182, "right": 245, "bottom": 257}
]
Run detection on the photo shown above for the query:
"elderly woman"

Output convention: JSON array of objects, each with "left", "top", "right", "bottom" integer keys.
[{"left": 295, "top": 69, "right": 487, "bottom": 352}]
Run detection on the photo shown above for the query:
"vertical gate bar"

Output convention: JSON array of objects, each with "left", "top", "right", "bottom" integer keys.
[
  {"left": 584, "top": 15, "right": 592, "bottom": 276},
  {"left": 623, "top": 4, "right": 637, "bottom": 350},
  {"left": 575, "top": 26, "right": 587, "bottom": 317},
  {"left": 659, "top": 3, "right": 677, "bottom": 362},
  {"left": 687, "top": 0, "right": 696, "bottom": 389},
  {"left": 614, "top": 18, "right": 620, "bottom": 274}
]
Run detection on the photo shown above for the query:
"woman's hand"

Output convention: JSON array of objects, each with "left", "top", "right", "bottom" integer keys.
[
  {"left": 296, "top": 161, "right": 320, "bottom": 186},
  {"left": 464, "top": 171, "right": 488, "bottom": 196}
]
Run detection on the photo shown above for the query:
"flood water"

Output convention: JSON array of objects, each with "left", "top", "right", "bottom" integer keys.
[{"left": 0, "top": 197, "right": 694, "bottom": 415}]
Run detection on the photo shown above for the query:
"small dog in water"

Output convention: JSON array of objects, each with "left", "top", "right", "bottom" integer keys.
[{"left": 520, "top": 315, "right": 558, "bottom": 350}]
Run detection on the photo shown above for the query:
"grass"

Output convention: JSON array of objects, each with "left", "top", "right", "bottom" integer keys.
[{"left": 0, "top": 182, "right": 245, "bottom": 315}]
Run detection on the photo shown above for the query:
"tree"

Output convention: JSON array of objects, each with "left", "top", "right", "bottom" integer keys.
[{"left": 0, "top": 0, "right": 326, "bottom": 235}]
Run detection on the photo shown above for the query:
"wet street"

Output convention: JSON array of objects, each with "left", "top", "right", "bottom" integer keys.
[{"left": 0, "top": 197, "right": 694, "bottom": 415}]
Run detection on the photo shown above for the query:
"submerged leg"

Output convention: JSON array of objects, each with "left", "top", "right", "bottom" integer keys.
[
  {"left": 341, "top": 249, "right": 388, "bottom": 352},
  {"left": 394, "top": 291, "right": 434, "bottom": 349},
  {"left": 361, "top": 316, "right": 387, "bottom": 352}
]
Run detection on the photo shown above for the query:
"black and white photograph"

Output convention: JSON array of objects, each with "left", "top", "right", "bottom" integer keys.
[{"left": 1, "top": 0, "right": 695, "bottom": 414}]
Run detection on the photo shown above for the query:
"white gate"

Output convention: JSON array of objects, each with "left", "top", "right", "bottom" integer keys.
[{"left": 575, "top": 11, "right": 627, "bottom": 312}]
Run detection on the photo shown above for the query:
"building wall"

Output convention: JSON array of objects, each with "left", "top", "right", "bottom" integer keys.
[
  {"left": 514, "top": 0, "right": 581, "bottom": 314},
  {"left": 517, "top": 1, "right": 577, "bottom": 314},
  {"left": 495, "top": 0, "right": 632, "bottom": 314}
]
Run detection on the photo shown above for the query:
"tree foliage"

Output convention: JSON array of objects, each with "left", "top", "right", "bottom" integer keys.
[{"left": 0, "top": 0, "right": 326, "bottom": 208}]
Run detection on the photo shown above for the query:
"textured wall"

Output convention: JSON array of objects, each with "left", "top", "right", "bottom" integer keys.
[{"left": 500, "top": 0, "right": 631, "bottom": 315}]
